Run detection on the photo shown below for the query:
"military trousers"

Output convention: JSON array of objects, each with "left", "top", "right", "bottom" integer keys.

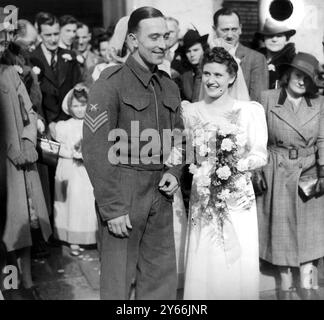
[{"left": 97, "top": 167, "right": 177, "bottom": 300}]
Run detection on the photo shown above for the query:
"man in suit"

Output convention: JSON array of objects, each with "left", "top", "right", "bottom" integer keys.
[
  {"left": 30, "top": 12, "right": 81, "bottom": 125},
  {"left": 58, "top": 15, "right": 77, "bottom": 51},
  {"left": 74, "top": 22, "right": 101, "bottom": 84},
  {"left": 213, "top": 8, "right": 268, "bottom": 102}
]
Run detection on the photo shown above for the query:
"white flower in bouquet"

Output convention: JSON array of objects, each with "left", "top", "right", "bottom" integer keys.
[
  {"left": 219, "top": 189, "right": 231, "bottom": 201},
  {"left": 216, "top": 165, "right": 231, "bottom": 180},
  {"left": 215, "top": 201, "right": 226, "bottom": 209},
  {"left": 221, "top": 138, "right": 234, "bottom": 151}
]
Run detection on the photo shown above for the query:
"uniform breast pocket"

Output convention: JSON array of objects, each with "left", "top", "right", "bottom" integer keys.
[
  {"left": 121, "top": 93, "right": 153, "bottom": 133},
  {"left": 163, "top": 96, "right": 180, "bottom": 129}
]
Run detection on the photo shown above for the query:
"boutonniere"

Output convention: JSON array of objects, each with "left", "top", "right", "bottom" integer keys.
[
  {"left": 62, "top": 53, "right": 73, "bottom": 62},
  {"left": 268, "top": 64, "right": 276, "bottom": 72},
  {"left": 32, "top": 66, "right": 41, "bottom": 75},
  {"left": 13, "top": 65, "right": 23, "bottom": 75},
  {"left": 76, "top": 55, "right": 85, "bottom": 64}
]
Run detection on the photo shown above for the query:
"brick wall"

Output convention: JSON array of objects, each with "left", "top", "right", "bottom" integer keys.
[{"left": 223, "top": 0, "right": 260, "bottom": 47}]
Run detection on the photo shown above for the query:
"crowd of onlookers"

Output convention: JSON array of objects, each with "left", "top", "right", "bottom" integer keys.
[{"left": 1, "top": 4, "right": 324, "bottom": 300}]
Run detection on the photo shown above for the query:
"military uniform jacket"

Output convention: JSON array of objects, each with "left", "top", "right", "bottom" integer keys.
[{"left": 82, "top": 55, "right": 185, "bottom": 221}]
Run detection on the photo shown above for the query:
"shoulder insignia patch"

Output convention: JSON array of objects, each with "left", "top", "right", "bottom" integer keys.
[{"left": 84, "top": 111, "right": 108, "bottom": 133}]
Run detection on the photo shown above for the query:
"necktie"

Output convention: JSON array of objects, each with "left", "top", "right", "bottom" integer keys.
[{"left": 50, "top": 50, "right": 57, "bottom": 75}]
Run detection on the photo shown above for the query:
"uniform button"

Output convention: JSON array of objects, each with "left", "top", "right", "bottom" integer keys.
[
  {"left": 278, "top": 163, "right": 283, "bottom": 167},
  {"left": 299, "top": 164, "right": 303, "bottom": 168}
]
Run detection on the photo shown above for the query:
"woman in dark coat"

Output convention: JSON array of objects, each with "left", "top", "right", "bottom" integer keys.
[
  {"left": 258, "top": 19, "right": 296, "bottom": 90},
  {"left": 256, "top": 52, "right": 324, "bottom": 299}
]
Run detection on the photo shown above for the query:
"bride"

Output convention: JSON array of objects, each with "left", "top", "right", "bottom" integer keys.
[{"left": 178, "top": 47, "right": 268, "bottom": 299}]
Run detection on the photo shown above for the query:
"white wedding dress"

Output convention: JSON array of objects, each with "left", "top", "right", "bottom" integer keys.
[{"left": 182, "top": 100, "right": 268, "bottom": 300}]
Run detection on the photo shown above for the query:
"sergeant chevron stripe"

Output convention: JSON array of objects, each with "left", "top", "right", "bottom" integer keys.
[{"left": 84, "top": 111, "right": 108, "bottom": 133}]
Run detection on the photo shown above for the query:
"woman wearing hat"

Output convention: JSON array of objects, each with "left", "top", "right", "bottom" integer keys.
[
  {"left": 50, "top": 83, "right": 98, "bottom": 256},
  {"left": 258, "top": 19, "right": 296, "bottom": 89},
  {"left": 256, "top": 52, "right": 324, "bottom": 299},
  {"left": 176, "top": 29, "right": 209, "bottom": 102}
]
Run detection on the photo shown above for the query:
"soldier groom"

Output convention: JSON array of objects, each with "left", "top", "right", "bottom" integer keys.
[{"left": 83, "top": 7, "right": 185, "bottom": 300}]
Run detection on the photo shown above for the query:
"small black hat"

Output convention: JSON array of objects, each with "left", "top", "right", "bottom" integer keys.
[{"left": 181, "top": 29, "right": 208, "bottom": 51}]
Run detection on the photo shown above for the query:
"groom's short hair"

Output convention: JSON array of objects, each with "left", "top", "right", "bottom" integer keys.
[{"left": 128, "top": 6, "right": 164, "bottom": 34}]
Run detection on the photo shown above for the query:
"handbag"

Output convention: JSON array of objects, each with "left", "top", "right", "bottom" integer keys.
[
  {"left": 298, "top": 175, "right": 318, "bottom": 200},
  {"left": 36, "top": 136, "right": 60, "bottom": 167}
]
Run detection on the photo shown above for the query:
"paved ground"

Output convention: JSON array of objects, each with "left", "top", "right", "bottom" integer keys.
[{"left": 2, "top": 244, "right": 324, "bottom": 300}]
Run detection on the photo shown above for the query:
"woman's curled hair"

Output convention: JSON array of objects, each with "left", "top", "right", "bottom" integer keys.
[{"left": 202, "top": 47, "right": 238, "bottom": 79}]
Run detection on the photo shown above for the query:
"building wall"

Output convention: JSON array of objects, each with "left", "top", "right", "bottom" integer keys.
[
  {"left": 125, "top": 0, "right": 224, "bottom": 37},
  {"left": 223, "top": 0, "right": 259, "bottom": 47}
]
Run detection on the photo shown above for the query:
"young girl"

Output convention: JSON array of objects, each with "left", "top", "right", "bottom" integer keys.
[{"left": 51, "top": 83, "right": 97, "bottom": 256}]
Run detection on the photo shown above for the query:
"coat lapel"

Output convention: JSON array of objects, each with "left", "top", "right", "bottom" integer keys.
[
  {"left": 269, "top": 89, "right": 308, "bottom": 140},
  {"left": 34, "top": 46, "right": 58, "bottom": 86},
  {"left": 235, "top": 44, "right": 246, "bottom": 64},
  {"left": 297, "top": 97, "right": 320, "bottom": 127}
]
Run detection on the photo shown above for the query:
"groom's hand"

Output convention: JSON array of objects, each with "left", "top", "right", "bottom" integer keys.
[
  {"left": 159, "top": 173, "right": 179, "bottom": 196},
  {"left": 107, "top": 214, "right": 132, "bottom": 238}
]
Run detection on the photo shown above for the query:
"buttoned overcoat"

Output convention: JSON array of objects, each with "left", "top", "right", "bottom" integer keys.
[
  {"left": 0, "top": 65, "right": 51, "bottom": 252},
  {"left": 257, "top": 88, "right": 324, "bottom": 266}
]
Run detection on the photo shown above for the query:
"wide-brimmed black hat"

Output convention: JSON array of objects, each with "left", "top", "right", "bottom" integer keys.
[
  {"left": 257, "top": 18, "right": 296, "bottom": 38},
  {"left": 279, "top": 52, "right": 319, "bottom": 85},
  {"left": 181, "top": 29, "right": 209, "bottom": 51}
]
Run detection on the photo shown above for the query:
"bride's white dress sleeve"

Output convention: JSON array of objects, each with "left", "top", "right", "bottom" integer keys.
[{"left": 238, "top": 102, "right": 268, "bottom": 171}]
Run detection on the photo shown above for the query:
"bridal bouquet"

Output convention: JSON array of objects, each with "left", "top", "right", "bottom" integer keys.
[{"left": 189, "top": 112, "right": 254, "bottom": 230}]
